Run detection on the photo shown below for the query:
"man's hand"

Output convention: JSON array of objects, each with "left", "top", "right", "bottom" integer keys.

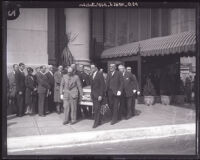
[
  {"left": 98, "top": 96, "right": 102, "bottom": 101},
  {"left": 133, "top": 90, "right": 137, "bottom": 94},
  {"left": 60, "top": 94, "right": 63, "bottom": 100},
  {"left": 117, "top": 91, "right": 121, "bottom": 96},
  {"left": 19, "top": 91, "right": 22, "bottom": 95},
  {"left": 137, "top": 91, "right": 140, "bottom": 95}
]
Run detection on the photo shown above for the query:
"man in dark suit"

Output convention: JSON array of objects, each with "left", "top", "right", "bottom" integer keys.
[
  {"left": 119, "top": 65, "right": 140, "bottom": 119},
  {"left": 90, "top": 64, "right": 106, "bottom": 128},
  {"left": 77, "top": 64, "right": 92, "bottom": 118},
  {"left": 8, "top": 64, "right": 19, "bottom": 115},
  {"left": 37, "top": 65, "right": 51, "bottom": 116},
  {"left": 46, "top": 65, "right": 55, "bottom": 113},
  {"left": 77, "top": 64, "right": 90, "bottom": 87},
  {"left": 106, "top": 63, "right": 123, "bottom": 125},
  {"left": 15, "top": 63, "right": 26, "bottom": 117}
]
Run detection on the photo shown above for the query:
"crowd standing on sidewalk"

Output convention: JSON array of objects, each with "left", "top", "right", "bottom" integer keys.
[{"left": 7, "top": 62, "right": 140, "bottom": 128}]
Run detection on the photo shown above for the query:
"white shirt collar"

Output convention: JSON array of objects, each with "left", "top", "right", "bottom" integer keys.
[
  {"left": 112, "top": 71, "right": 115, "bottom": 76},
  {"left": 93, "top": 71, "right": 98, "bottom": 79},
  {"left": 49, "top": 71, "right": 53, "bottom": 75}
]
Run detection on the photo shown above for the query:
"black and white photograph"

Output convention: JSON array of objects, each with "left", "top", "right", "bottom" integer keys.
[{"left": 2, "top": 1, "right": 199, "bottom": 158}]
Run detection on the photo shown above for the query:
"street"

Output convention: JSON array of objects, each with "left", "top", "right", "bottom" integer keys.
[{"left": 9, "top": 134, "right": 195, "bottom": 155}]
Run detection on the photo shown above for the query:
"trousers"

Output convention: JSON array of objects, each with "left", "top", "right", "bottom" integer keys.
[
  {"left": 108, "top": 90, "right": 120, "bottom": 123},
  {"left": 63, "top": 96, "right": 78, "bottom": 122},
  {"left": 16, "top": 93, "right": 25, "bottom": 116},
  {"left": 38, "top": 93, "right": 47, "bottom": 116}
]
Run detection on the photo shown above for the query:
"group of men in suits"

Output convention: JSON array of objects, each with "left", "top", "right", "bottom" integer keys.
[
  {"left": 7, "top": 62, "right": 139, "bottom": 129},
  {"left": 7, "top": 62, "right": 91, "bottom": 119},
  {"left": 89, "top": 63, "right": 140, "bottom": 128}
]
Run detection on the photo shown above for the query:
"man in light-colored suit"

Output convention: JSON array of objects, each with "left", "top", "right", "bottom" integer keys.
[
  {"left": 60, "top": 67, "right": 83, "bottom": 125},
  {"left": 37, "top": 65, "right": 50, "bottom": 116}
]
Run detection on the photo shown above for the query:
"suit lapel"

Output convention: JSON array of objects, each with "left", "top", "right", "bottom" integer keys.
[{"left": 93, "top": 71, "right": 98, "bottom": 81}]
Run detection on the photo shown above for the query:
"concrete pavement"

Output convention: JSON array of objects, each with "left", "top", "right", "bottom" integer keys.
[
  {"left": 10, "top": 135, "right": 196, "bottom": 155},
  {"left": 7, "top": 103, "right": 196, "bottom": 153}
]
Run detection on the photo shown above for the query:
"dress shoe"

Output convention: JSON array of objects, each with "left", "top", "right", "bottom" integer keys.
[
  {"left": 126, "top": 115, "right": 132, "bottom": 120},
  {"left": 70, "top": 121, "right": 77, "bottom": 125},
  {"left": 63, "top": 121, "right": 69, "bottom": 125},
  {"left": 39, "top": 114, "right": 46, "bottom": 117},
  {"left": 92, "top": 124, "right": 98, "bottom": 128},
  {"left": 110, "top": 121, "right": 117, "bottom": 125},
  {"left": 46, "top": 111, "right": 50, "bottom": 114}
]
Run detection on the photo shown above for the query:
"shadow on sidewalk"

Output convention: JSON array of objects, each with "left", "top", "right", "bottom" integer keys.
[
  {"left": 7, "top": 122, "right": 17, "bottom": 127},
  {"left": 7, "top": 114, "right": 17, "bottom": 121}
]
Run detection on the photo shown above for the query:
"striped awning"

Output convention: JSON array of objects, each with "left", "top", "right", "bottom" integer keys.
[
  {"left": 140, "top": 31, "right": 196, "bottom": 56},
  {"left": 100, "top": 31, "right": 196, "bottom": 59},
  {"left": 101, "top": 41, "right": 140, "bottom": 59}
]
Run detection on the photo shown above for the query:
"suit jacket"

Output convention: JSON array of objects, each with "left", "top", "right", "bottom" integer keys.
[
  {"left": 122, "top": 71, "right": 139, "bottom": 97},
  {"left": 15, "top": 70, "right": 25, "bottom": 93},
  {"left": 106, "top": 70, "right": 123, "bottom": 96},
  {"left": 36, "top": 72, "right": 50, "bottom": 93},
  {"left": 8, "top": 71, "right": 17, "bottom": 97},
  {"left": 25, "top": 75, "right": 36, "bottom": 104},
  {"left": 77, "top": 71, "right": 90, "bottom": 87},
  {"left": 54, "top": 71, "right": 62, "bottom": 102},
  {"left": 54, "top": 71, "right": 62, "bottom": 90},
  {"left": 46, "top": 71, "right": 54, "bottom": 90},
  {"left": 60, "top": 74, "right": 83, "bottom": 100},
  {"left": 90, "top": 71, "right": 106, "bottom": 100}
]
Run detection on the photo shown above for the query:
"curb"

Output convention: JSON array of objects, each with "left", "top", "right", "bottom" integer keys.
[{"left": 8, "top": 123, "right": 195, "bottom": 152}]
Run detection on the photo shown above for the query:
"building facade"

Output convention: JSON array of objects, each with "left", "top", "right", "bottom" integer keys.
[{"left": 7, "top": 8, "right": 196, "bottom": 73}]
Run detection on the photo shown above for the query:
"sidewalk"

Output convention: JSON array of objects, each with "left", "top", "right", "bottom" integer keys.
[{"left": 7, "top": 103, "right": 196, "bottom": 152}]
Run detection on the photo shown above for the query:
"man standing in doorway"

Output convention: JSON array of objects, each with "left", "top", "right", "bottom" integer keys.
[
  {"left": 106, "top": 63, "right": 123, "bottom": 125},
  {"left": 15, "top": 63, "right": 26, "bottom": 117}
]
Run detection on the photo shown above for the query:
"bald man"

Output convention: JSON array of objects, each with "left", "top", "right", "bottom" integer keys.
[{"left": 60, "top": 67, "right": 83, "bottom": 125}]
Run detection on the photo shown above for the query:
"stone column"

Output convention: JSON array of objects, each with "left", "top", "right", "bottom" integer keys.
[{"left": 64, "top": 8, "right": 90, "bottom": 65}]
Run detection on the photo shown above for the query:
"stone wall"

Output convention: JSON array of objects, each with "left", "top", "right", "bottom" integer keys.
[{"left": 7, "top": 8, "right": 48, "bottom": 72}]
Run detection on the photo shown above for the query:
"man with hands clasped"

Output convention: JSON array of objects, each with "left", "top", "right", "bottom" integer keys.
[{"left": 60, "top": 67, "right": 83, "bottom": 125}]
